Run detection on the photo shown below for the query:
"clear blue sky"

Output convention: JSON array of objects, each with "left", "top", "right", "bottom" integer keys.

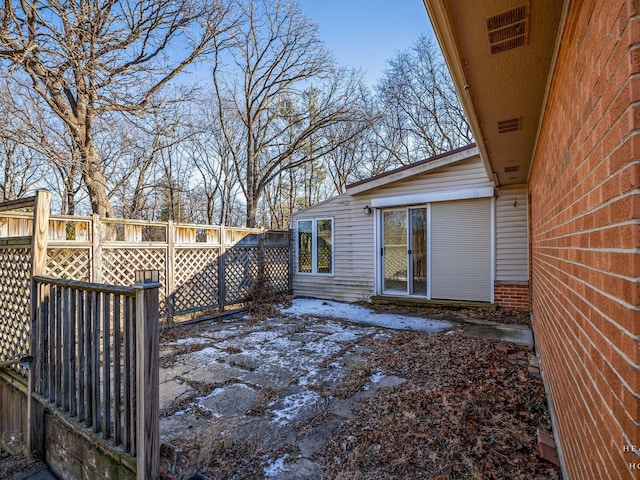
[{"left": 296, "top": 0, "right": 434, "bottom": 87}]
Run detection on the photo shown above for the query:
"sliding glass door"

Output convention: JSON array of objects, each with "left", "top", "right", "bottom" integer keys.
[
  {"left": 410, "top": 208, "right": 427, "bottom": 295},
  {"left": 381, "top": 208, "right": 427, "bottom": 296},
  {"left": 382, "top": 210, "right": 407, "bottom": 293}
]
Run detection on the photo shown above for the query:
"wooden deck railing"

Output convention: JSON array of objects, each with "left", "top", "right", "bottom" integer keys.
[
  {"left": 31, "top": 272, "right": 160, "bottom": 478},
  {"left": 1, "top": 192, "right": 162, "bottom": 478}
]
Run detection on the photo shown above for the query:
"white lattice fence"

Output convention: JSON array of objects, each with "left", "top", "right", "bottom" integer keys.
[
  {"left": 173, "top": 247, "right": 220, "bottom": 314},
  {"left": 102, "top": 247, "right": 167, "bottom": 312},
  {"left": 1, "top": 211, "right": 292, "bottom": 321},
  {"left": 47, "top": 247, "right": 91, "bottom": 281},
  {"left": 0, "top": 246, "right": 31, "bottom": 376},
  {"left": 384, "top": 246, "right": 407, "bottom": 281},
  {"left": 224, "top": 247, "right": 259, "bottom": 304}
]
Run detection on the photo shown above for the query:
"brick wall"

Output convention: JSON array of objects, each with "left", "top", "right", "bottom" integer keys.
[
  {"left": 494, "top": 283, "right": 529, "bottom": 311},
  {"left": 528, "top": 1, "right": 639, "bottom": 478}
]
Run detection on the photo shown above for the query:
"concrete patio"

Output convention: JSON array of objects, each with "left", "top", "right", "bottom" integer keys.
[{"left": 158, "top": 299, "right": 533, "bottom": 479}]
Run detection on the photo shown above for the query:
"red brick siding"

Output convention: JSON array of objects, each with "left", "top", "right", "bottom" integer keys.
[
  {"left": 529, "top": 1, "right": 640, "bottom": 478},
  {"left": 494, "top": 283, "right": 529, "bottom": 311}
]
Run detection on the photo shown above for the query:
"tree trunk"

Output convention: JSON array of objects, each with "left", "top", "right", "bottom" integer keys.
[
  {"left": 63, "top": 182, "right": 75, "bottom": 216},
  {"left": 80, "top": 144, "right": 114, "bottom": 218},
  {"left": 246, "top": 196, "right": 257, "bottom": 228}
]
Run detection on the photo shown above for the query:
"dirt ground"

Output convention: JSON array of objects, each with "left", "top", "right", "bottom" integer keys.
[
  {"left": 194, "top": 330, "right": 557, "bottom": 479},
  {"left": 1, "top": 304, "right": 552, "bottom": 480},
  {"left": 0, "top": 448, "right": 42, "bottom": 479},
  {"left": 312, "top": 330, "right": 557, "bottom": 479}
]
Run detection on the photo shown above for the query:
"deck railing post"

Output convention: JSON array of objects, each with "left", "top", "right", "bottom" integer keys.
[
  {"left": 257, "top": 231, "right": 265, "bottom": 291},
  {"left": 28, "top": 189, "right": 50, "bottom": 457},
  {"left": 134, "top": 270, "right": 160, "bottom": 480},
  {"left": 288, "top": 228, "right": 294, "bottom": 293}
]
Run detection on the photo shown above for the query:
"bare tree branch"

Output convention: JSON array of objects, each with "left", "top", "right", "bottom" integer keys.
[
  {"left": 0, "top": 0, "right": 237, "bottom": 217},
  {"left": 210, "top": 0, "right": 367, "bottom": 227}
]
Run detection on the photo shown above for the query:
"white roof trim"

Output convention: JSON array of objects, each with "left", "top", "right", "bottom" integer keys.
[
  {"left": 347, "top": 146, "right": 480, "bottom": 195},
  {"left": 371, "top": 186, "right": 494, "bottom": 208}
]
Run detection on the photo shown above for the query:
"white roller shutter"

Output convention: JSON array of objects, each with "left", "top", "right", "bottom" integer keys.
[{"left": 431, "top": 198, "right": 492, "bottom": 302}]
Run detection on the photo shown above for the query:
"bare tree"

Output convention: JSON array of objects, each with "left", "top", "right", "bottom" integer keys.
[
  {"left": 376, "top": 34, "right": 472, "bottom": 163},
  {"left": 102, "top": 98, "right": 197, "bottom": 220},
  {"left": 188, "top": 97, "right": 245, "bottom": 225},
  {"left": 0, "top": 0, "right": 236, "bottom": 217},
  {"left": 320, "top": 87, "right": 391, "bottom": 195},
  {"left": 0, "top": 137, "right": 49, "bottom": 201},
  {"left": 210, "top": 0, "right": 367, "bottom": 227},
  {"left": 0, "top": 80, "right": 60, "bottom": 204}
]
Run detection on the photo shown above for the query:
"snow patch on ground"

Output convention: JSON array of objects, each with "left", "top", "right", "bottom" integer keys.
[
  {"left": 168, "top": 337, "right": 210, "bottom": 346},
  {"left": 198, "top": 387, "right": 226, "bottom": 400},
  {"left": 270, "top": 390, "right": 322, "bottom": 426},
  {"left": 241, "top": 331, "right": 281, "bottom": 343},
  {"left": 264, "top": 454, "right": 289, "bottom": 477},
  {"left": 189, "top": 346, "right": 223, "bottom": 362},
  {"left": 323, "top": 330, "right": 361, "bottom": 342},
  {"left": 281, "top": 298, "right": 452, "bottom": 333}
]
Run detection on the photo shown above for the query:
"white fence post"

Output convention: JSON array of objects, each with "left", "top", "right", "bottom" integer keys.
[{"left": 91, "top": 214, "right": 103, "bottom": 283}]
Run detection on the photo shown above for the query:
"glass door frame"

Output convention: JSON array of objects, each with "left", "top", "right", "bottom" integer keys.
[
  {"left": 378, "top": 205, "right": 430, "bottom": 297},
  {"left": 380, "top": 208, "right": 409, "bottom": 295},
  {"left": 409, "top": 207, "right": 428, "bottom": 297}
]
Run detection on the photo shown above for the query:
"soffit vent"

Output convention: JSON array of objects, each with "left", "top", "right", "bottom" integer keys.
[
  {"left": 504, "top": 166, "right": 519, "bottom": 173},
  {"left": 497, "top": 117, "right": 522, "bottom": 133},
  {"left": 487, "top": 4, "right": 529, "bottom": 55}
]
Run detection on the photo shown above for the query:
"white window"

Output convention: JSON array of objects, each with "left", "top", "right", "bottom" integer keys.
[{"left": 296, "top": 218, "right": 333, "bottom": 275}]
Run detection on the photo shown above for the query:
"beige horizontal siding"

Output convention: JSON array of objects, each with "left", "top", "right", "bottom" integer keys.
[
  {"left": 495, "top": 186, "right": 529, "bottom": 283},
  {"left": 374, "top": 157, "right": 493, "bottom": 198},
  {"left": 291, "top": 156, "right": 498, "bottom": 302},
  {"left": 292, "top": 194, "right": 375, "bottom": 302}
]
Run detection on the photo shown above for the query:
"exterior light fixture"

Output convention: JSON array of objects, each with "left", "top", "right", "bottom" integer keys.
[{"left": 363, "top": 205, "right": 372, "bottom": 215}]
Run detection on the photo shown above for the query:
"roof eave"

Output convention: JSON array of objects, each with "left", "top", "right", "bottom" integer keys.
[{"left": 422, "top": 0, "right": 496, "bottom": 186}]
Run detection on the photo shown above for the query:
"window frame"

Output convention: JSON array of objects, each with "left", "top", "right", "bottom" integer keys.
[{"left": 296, "top": 217, "right": 334, "bottom": 276}]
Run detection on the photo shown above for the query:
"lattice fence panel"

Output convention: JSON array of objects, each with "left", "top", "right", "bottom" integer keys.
[
  {"left": 317, "top": 245, "right": 332, "bottom": 274},
  {"left": 384, "top": 246, "right": 407, "bottom": 281},
  {"left": 224, "top": 247, "right": 259, "bottom": 304},
  {"left": 173, "top": 247, "right": 220, "bottom": 315},
  {"left": 102, "top": 247, "right": 167, "bottom": 313},
  {"left": 0, "top": 247, "right": 31, "bottom": 376},
  {"left": 263, "top": 247, "right": 289, "bottom": 293},
  {"left": 47, "top": 247, "right": 90, "bottom": 281}
]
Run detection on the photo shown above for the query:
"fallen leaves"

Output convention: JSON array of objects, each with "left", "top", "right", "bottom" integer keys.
[{"left": 315, "top": 331, "right": 559, "bottom": 479}]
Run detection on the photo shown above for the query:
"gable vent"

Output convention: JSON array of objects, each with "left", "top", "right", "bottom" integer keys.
[
  {"left": 497, "top": 117, "right": 522, "bottom": 133},
  {"left": 504, "top": 166, "right": 519, "bottom": 173},
  {"left": 487, "top": 4, "right": 529, "bottom": 55}
]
